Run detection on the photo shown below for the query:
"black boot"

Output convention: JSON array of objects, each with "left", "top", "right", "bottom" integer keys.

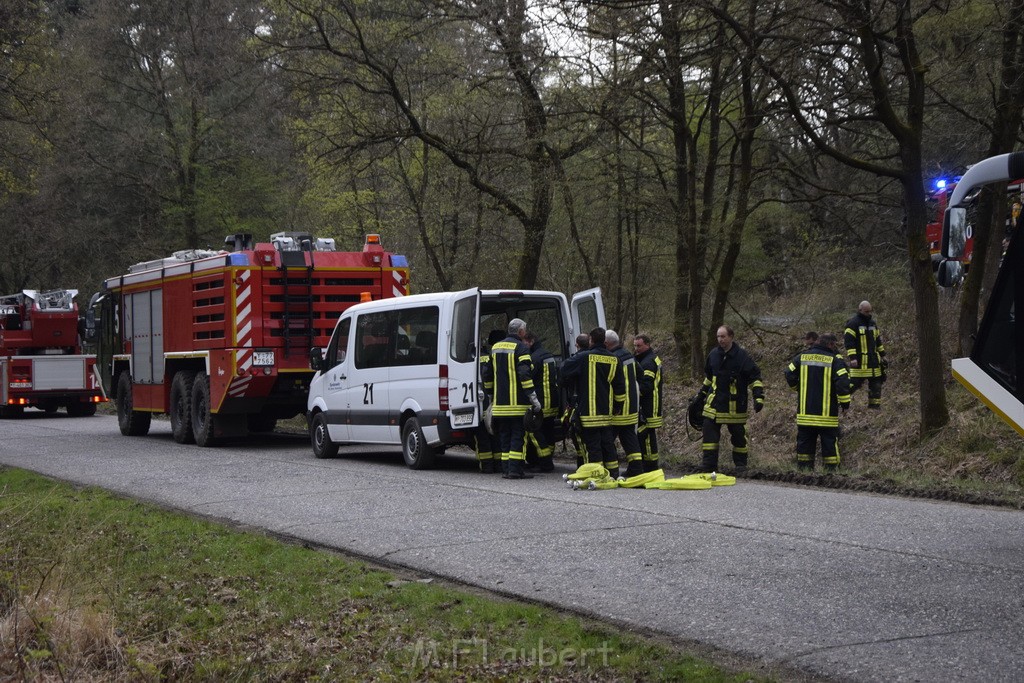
[
  {"left": 480, "top": 459, "right": 495, "bottom": 474},
  {"left": 504, "top": 459, "right": 534, "bottom": 479},
  {"left": 699, "top": 455, "right": 718, "bottom": 473},
  {"left": 535, "top": 456, "right": 554, "bottom": 473},
  {"left": 642, "top": 459, "right": 659, "bottom": 473},
  {"left": 624, "top": 460, "right": 644, "bottom": 478}
]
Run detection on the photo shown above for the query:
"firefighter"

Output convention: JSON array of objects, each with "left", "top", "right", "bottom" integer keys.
[
  {"left": 804, "top": 331, "right": 818, "bottom": 348},
  {"left": 523, "top": 330, "right": 558, "bottom": 473},
  {"left": 605, "top": 330, "right": 644, "bottom": 478},
  {"left": 698, "top": 325, "right": 764, "bottom": 474},
  {"left": 633, "top": 333, "right": 664, "bottom": 473},
  {"left": 560, "top": 327, "right": 625, "bottom": 478},
  {"left": 785, "top": 333, "right": 851, "bottom": 471},
  {"left": 491, "top": 318, "right": 543, "bottom": 479},
  {"left": 562, "top": 333, "right": 591, "bottom": 468},
  {"left": 843, "top": 300, "right": 887, "bottom": 409},
  {"left": 477, "top": 329, "right": 506, "bottom": 474}
]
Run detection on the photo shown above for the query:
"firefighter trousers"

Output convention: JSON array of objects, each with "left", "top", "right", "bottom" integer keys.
[
  {"left": 581, "top": 425, "right": 618, "bottom": 474},
  {"left": 796, "top": 425, "right": 840, "bottom": 471},
  {"left": 613, "top": 423, "right": 642, "bottom": 464},
  {"left": 475, "top": 423, "right": 495, "bottom": 470},
  {"left": 701, "top": 418, "right": 748, "bottom": 471},
  {"left": 525, "top": 417, "right": 556, "bottom": 466},
  {"left": 638, "top": 424, "right": 659, "bottom": 471},
  {"left": 850, "top": 376, "right": 883, "bottom": 408},
  {"left": 495, "top": 416, "right": 526, "bottom": 465}
]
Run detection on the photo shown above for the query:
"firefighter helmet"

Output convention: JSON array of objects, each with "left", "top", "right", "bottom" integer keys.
[
  {"left": 523, "top": 406, "right": 542, "bottom": 433},
  {"left": 687, "top": 393, "right": 704, "bottom": 430}
]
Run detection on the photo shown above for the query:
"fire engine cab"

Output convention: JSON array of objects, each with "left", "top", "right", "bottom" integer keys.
[
  {"left": 0, "top": 289, "right": 106, "bottom": 417},
  {"left": 90, "top": 232, "right": 409, "bottom": 445}
]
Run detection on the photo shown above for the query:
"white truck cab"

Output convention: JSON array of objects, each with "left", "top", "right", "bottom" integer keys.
[{"left": 307, "top": 287, "right": 605, "bottom": 468}]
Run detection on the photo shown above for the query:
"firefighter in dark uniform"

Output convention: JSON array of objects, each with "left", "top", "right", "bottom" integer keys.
[
  {"left": 477, "top": 329, "right": 507, "bottom": 474},
  {"left": 699, "top": 325, "right": 764, "bottom": 474},
  {"left": 560, "top": 327, "right": 625, "bottom": 478},
  {"left": 785, "top": 332, "right": 851, "bottom": 471},
  {"left": 633, "top": 333, "right": 664, "bottom": 473},
  {"left": 605, "top": 330, "right": 644, "bottom": 478},
  {"left": 562, "top": 334, "right": 591, "bottom": 468},
  {"left": 491, "top": 318, "right": 542, "bottom": 479},
  {"left": 523, "top": 330, "right": 558, "bottom": 473},
  {"left": 844, "top": 300, "right": 887, "bottom": 409}
]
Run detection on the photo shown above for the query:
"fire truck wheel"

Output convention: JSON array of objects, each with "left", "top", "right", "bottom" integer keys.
[
  {"left": 41, "top": 401, "right": 59, "bottom": 414},
  {"left": 401, "top": 417, "right": 435, "bottom": 470},
  {"left": 170, "top": 371, "right": 196, "bottom": 444},
  {"left": 67, "top": 402, "right": 97, "bottom": 417},
  {"left": 191, "top": 373, "right": 218, "bottom": 447},
  {"left": 117, "top": 372, "right": 151, "bottom": 436},
  {"left": 311, "top": 412, "right": 339, "bottom": 459}
]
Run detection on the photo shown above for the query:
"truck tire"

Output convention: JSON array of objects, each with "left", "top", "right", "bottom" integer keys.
[
  {"left": 116, "top": 372, "right": 151, "bottom": 436},
  {"left": 191, "top": 372, "right": 217, "bottom": 447},
  {"left": 170, "top": 371, "right": 196, "bottom": 444},
  {"left": 67, "top": 402, "right": 97, "bottom": 417},
  {"left": 401, "top": 417, "right": 435, "bottom": 470},
  {"left": 310, "top": 411, "right": 339, "bottom": 459}
]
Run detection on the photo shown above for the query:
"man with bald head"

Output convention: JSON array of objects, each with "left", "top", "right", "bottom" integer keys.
[{"left": 843, "top": 301, "right": 887, "bottom": 409}]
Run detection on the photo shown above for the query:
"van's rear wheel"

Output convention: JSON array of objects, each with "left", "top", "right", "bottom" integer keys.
[
  {"left": 401, "top": 417, "right": 435, "bottom": 470},
  {"left": 311, "top": 412, "right": 339, "bottom": 459}
]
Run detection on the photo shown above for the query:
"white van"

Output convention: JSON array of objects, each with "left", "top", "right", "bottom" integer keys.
[{"left": 307, "top": 287, "right": 605, "bottom": 468}]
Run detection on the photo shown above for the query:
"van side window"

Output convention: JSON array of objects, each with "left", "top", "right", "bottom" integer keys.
[
  {"left": 355, "top": 312, "right": 392, "bottom": 369},
  {"left": 398, "top": 306, "right": 440, "bottom": 365},
  {"left": 325, "top": 317, "right": 350, "bottom": 369}
]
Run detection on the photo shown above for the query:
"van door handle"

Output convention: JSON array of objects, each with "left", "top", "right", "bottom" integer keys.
[{"left": 338, "top": 374, "right": 347, "bottom": 380}]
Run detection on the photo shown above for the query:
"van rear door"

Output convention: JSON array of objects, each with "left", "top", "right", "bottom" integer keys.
[
  {"left": 445, "top": 288, "right": 481, "bottom": 433},
  {"left": 570, "top": 288, "right": 606, "bottom": 337}
]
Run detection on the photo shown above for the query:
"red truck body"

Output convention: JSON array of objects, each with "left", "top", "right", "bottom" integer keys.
[
  {"left": 0, "top": 289, "right": 106, "bottom": 417},
  {"left": 94, "top": 232, "right": 409, "bottom": 445}
]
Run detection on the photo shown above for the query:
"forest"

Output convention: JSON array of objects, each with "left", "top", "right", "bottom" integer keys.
[{"left": 2, "top": 0, "right": 1023, "bottom": 441}]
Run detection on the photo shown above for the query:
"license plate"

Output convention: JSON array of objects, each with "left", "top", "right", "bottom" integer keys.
[
  {"left": 252, "top": 351, "right": 275, "bottom": 366},
  {"left": 452, "top": 412, "right": 474, "bottom": 427}
]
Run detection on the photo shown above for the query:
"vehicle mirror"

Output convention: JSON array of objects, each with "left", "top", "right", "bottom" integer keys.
[
  {"left": 310, "top": 346, "right": 324, "bottom": 371},
  {"left": 936, "top": 259, "right": 964, "bottom": 288},
  {"left": 83, "top": 310, "right": 97, "bottom": 341},
  {"left": 942, "top": 207, "right": 968, "bottom": 259}
]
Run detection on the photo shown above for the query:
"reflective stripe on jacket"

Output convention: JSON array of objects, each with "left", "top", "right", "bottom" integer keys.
[
  {"left": 702, "top": 343, "right": 764, "bottom": 424},
  {"left": 843, "top": 313, "right": 885, "bottom": 378},
  {"left": 785, "top": 344, "right": 851, "bottom": 427}
]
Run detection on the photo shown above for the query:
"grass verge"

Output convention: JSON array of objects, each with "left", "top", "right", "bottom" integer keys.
[{"left": 0, "top": 467, "right": 769, "bottom": 682}]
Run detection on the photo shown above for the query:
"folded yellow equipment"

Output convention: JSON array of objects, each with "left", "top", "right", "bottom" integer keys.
[{"left": 563, "top": 465, "right": 736, "bottom": 491}]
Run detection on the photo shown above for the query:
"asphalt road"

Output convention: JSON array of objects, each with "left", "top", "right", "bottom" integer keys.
[{"left": 2, "top": 413, "right": 1023, "bottom": 682}]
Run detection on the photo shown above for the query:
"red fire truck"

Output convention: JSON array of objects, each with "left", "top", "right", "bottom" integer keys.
[
  {"left": 0, "top": 289, "right": 106, "bottom": 417},
  {"left": 90, "top": 232, "right": 409, "bottom": 445},
  {"left": 927, "top": 175, "right": 1024, "bottom": 273},
  {"left": 926, "top": 178, "right": 971, "bottom": 269}
]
